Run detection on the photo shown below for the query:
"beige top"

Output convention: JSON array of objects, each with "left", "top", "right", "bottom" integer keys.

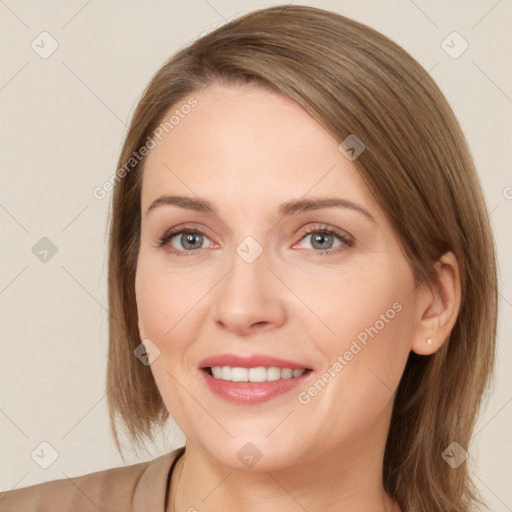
[{"left": 0, "top": 446, "right": 185, "bottom": 512}]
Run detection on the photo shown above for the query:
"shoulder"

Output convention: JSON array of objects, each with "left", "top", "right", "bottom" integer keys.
[{"left": 0, "top": 446, "right": 185, "bottom": 512}]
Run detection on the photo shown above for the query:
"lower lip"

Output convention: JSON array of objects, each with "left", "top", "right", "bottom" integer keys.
[{"left": 201, "top": 369, "right": 312, "bottom": 404}]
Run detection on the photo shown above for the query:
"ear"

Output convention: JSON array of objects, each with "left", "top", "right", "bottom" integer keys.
[{"left": 411, "top": 251, "right": 461, "bottom": 355}]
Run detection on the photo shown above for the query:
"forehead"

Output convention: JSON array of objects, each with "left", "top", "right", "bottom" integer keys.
[{"left": 140, "top": 84, "right": 378, "bottom": 221}]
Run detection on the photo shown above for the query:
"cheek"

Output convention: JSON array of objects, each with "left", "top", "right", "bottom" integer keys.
[
  {"left": 293, "top": 266, "right": 416, "bottom": 442},
  {"left": 135, "top": 263, "right": 196, "bottom": 425},
  {"left": 306, "top": 257, "right": 416, "bottom": 380},
  {"left": 135, "top": 260, "right": 196, "bottom": 341},
  {"left": 135, "top": 268, "right": 168, "bottom": 340},
  {"left": 301, "top": 256, "right": 414, "bottom": 338}
]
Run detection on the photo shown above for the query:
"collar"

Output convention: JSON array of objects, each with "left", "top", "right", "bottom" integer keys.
[{"left": 133, "top": 446, "right": 186, "bottom": 512}]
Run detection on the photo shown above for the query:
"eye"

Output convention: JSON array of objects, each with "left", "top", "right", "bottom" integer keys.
[
  {"left": 157, "top": 224, "right": 353, "bottom": 257},
  {"left": 294, "top": 224, "right": 353, "bottom": 255},
  {"left": 158, "top": 227, "right": 214, "bottom": 256}
]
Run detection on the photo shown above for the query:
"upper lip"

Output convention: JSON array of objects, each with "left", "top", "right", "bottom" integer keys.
[{"left": 198, "top": 354, "right": 311, "bottom": 370}]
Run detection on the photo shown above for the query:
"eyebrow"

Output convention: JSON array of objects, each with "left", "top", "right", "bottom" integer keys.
[{"left": 145, "top": 195, "right": 376, "bottom": 223}]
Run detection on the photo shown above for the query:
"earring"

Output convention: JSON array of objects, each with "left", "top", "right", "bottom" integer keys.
[{"left": 427, "top": 338, "right": 433, "bottom": 346}]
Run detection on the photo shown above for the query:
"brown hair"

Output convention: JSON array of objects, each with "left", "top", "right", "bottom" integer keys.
[{"left": 106, "top": 5, "right": 498, "bottom": 511}]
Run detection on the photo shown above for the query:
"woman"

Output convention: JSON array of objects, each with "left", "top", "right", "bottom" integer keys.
[{"left": 0, "top": 4, "right": 497, "bottom": 512}]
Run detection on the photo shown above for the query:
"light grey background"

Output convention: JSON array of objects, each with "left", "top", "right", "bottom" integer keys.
[{"left": 1, "top": 0, "right": 511, "bottom": 509}]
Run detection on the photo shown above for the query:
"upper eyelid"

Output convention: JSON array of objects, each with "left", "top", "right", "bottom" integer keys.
[
  {"left": 161, "top": 224, "right": 352, "bottom": 248},
  {"left": 162, "top": 223, "right": 346, "bottom": 237}
]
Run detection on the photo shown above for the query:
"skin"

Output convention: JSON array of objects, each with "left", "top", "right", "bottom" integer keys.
[{"left": 135, "top": 83, "right": 461, "bottom": 512}]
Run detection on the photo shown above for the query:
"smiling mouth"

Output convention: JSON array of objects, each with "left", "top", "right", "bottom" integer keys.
[{"left": 203, "top": 366, "right": 311, "bottom": 382}]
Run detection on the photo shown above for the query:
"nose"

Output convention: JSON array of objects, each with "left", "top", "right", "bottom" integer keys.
[{"left": 213, "top": 246, "right": 287, "bottom": 336}]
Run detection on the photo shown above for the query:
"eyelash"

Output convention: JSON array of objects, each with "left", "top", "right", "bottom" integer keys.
[{"left": 157, "top": 224, "right": 354, "bottom": 257}]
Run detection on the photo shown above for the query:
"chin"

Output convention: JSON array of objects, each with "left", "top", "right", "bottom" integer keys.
[{"left": 195, "top": 435, "right": 306, "bottom": 472}]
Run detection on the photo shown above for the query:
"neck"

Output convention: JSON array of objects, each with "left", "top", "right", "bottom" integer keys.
[{"left": 168, "top": 408, "right": 400, "bottom": 512}]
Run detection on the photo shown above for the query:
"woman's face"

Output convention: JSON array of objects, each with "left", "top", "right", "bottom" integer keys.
[{"left": 136, "top": 83, "right": 421, "bottom": 471}]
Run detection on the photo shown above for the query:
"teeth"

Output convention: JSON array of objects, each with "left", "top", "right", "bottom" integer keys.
[
  {"left": 281, "top": 368, "right": 293, "bottom": 379},
  {"left": 210, "top": 366, "right": 306, "bottom": 382},
  {"left": 249, "top": 367, "right": 267, "bottom": 382},
  {"left": 231, "top": 367, "right": 248, "bottom": 382},
  {"left": 211, "top": 366, "right": 223, "bottom": 379},
  {"left": 267, "top": 367, "right": 281, "bottom": 381}
]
